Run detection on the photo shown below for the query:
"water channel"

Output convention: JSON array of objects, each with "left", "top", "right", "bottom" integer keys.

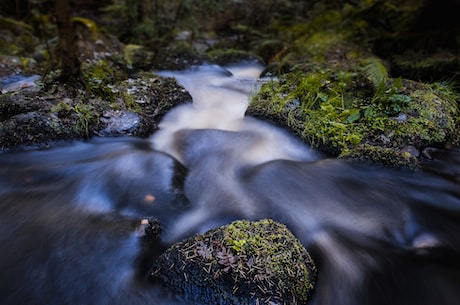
[{"left": 1, "top": 61, "right": 460, "bottom": 305}]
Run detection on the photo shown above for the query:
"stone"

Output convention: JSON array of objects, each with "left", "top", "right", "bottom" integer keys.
[{"left": 151, "top": 219, "right": 316, "bottom": 305}]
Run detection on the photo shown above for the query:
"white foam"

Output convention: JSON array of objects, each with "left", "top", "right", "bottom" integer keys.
[{"left": 151, "top": 62, "right": 319, "bottom": 164}]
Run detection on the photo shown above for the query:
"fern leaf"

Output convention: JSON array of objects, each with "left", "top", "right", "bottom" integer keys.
[{"left": 363, "top": 57, "right": 388, "bottom": 91}]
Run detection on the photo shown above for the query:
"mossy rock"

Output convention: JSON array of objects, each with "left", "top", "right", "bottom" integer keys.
[
  {"left": 114, "top": 72, "right": 192, "bottom": 136},
  {"left": 123, "top": 44, "right": 155, "bottom": 71},
  {"left": 248, "top": 62, "right": 459, "bottom": 168},
  {"left": 246, "top": 5, "right": 460, "bottom": 169},
  {"left": 151, "top": 219, "right": 316, "bottom": 305},
  {"left": 0, "top": 70, "right": 191, "bottom": 151},
  {"left": 242, "top": 0, "right": 460, "bottom": 169},
  {"left": 150, "top": 42, "right": 208, "bottom": 70},
  {"left": 340, "top": 144, "right": 420, "bottom": 170}
]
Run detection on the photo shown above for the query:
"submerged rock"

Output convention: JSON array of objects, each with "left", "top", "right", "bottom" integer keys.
[
  {"left": 137, "top": 218, "right": 163, "bottom": 241},
  {"left": 151, "top": 219, "right": 316, "bottom": 305},
  {"left": 0, "top": 74, "right": 41, "bottom": 93}
]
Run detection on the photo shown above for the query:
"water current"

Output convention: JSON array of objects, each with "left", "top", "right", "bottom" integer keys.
[{"left": 1, "top": 61, "right": 460, "bottom": 305}]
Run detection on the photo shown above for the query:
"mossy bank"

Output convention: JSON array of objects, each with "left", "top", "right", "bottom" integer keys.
[
  {"left": 247, "top": 1, "right": 460, "bottom": 169},
  {"left": 249, "top": 62, "right": 458, "bottom": 168},
  {"left": 0, "top": 71, "right": 191, "bottom": 152}
]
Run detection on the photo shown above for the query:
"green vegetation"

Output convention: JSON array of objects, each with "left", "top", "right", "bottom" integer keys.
[
  {"left": 82, "top": 59, "right": 126, "bottom": 101},
  {"left": 222, "top": 219, "right": 316, "bottom": 303},
  {"left": 51, "top": 100, "right": 99, "bottom": 138},
  {"left": 251, "top": 60, "right": 458, "bottom": 167},
  {"left": 151, "top": 219, "right": 316, "bottom": 305},
  {"left": 0, "top": 16, "right": 37, "bottom": 56},
  {"left": 247, "top": 0, "right": 460, "bottom": 168},
  {"left": 71, "top": 17, "right": 98, "bottom": 37}
]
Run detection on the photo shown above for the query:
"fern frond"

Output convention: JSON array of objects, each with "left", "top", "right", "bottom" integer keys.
[{"left": 363, "top": 57, "right": 389, "bottom": 91}]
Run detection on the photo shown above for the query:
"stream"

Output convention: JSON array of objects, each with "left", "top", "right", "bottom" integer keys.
[{"left": 1, "top": 61, "right": 460, "bottom": 305}]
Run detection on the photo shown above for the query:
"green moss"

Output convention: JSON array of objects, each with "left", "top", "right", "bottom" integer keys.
[
  {"left": 51, "top": 100, "right": 100, "bottom": 138},
  {"left": 222, "top": 219, "right": 316, "bottom": 303},
  {"left": 246, "top": 0, "right": 459, "bottom": 168},
  {"left": 0, "top": 17, "right": 33, "bottom": 33},
  {"left": 151, "top": 219, "right": 316, "bottom": 305},
  {"left": 249, "top": 63, "right": 458, "bottom": 166},
  {"left": 0, "top": 17, "right": 39, "bottom": 56},
  {"left": 340, "top": 144, "right": 420, "bottom": 169},
  {"left": 82, "top": 60, "right": 125, "bottom": 100},
  {"left": 206, "top": 48, "right": 262, "bottom": 65},
  {"left": 123, "top": 44, "right": 155, "bottom": 70},
  {"left": 73, "top": 102, "right": 99, "bottom": 137}
]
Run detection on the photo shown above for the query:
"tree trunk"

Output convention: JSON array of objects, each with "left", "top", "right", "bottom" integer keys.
[{"left": 54, "top": 0, "right": 81, "bottom": 82}]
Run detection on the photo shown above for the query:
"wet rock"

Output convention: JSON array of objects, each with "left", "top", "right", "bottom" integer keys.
[
  {"left": 402, "top": 145, "right": 420, "bottom": 158},
  {"left": 343, "top": 144, "right": 421, "bottom": 170},
  {"left": 0, "top": 72, "right": 191, "bottom": 151},
  {"left": 98, "top": 110, "right": 141, "bottom": 136},
  {"left": 115, "top": 74, "right": 192, "bottom": 136},
  {"left": 421, "top": 147, "right": 438, "bottom": 160},
  {"left": 151, "top": 219, "right": 316, "bottom": 305},
  {"left": 137, "top": 218, "right": 162, "bottom": 241},
  {"left": 0, "top": 74, "right": 41, "bottom": 93}
]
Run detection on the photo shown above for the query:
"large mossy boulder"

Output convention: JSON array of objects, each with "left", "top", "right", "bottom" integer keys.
[
  {"left": 249, "top": 61, "right": 459, "bottom": 168},
  {"left": 151, "top": 219, "right": 316, "bottom": 305}
]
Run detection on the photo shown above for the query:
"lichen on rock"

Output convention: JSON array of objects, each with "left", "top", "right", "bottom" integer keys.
[{"left": 150, "top": 219, "right": 316, "bottom": 305}]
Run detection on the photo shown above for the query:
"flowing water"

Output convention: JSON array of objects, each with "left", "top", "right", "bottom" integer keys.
[{"left": 1, "top": 61, "right": 460, "bottom": 305}]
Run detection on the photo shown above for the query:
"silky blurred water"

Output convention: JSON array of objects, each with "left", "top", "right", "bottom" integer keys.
[{"left": 1, "top": 61, "right": 460, "bottom": 305}]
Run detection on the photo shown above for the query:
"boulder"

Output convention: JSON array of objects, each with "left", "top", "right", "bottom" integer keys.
[{"left": 151, "top": 219, "right": 316, "bottom": 305}]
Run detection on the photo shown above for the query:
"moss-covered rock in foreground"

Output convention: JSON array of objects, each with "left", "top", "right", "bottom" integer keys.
[{"left": 151, "top": 219, "right": 316, "bottom": 305}]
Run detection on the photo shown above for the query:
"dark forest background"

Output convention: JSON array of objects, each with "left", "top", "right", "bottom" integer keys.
[{"left": 1, "top": 0, "right": 459, "bottom": 83}]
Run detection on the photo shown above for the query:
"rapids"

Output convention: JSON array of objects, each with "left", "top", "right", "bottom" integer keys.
[{"left": 1, "top": 61, "right": 460, "bottom": 305}]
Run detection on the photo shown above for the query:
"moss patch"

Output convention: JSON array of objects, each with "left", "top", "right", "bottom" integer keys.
[
  {"left": 249, "top": 60, "right": 458, "bottom": 167},
  {"left": 151, "top": 219, "right": 316, "bottom": 305},
  {"left": 247, "top": 2, "right": 460, "bottom": 168}
]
